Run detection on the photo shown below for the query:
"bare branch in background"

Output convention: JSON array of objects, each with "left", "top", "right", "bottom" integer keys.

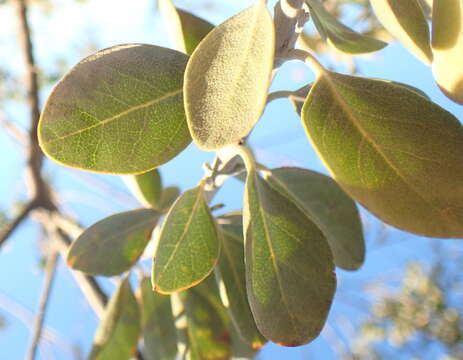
[{"left": 26, "top": 249, "right": 59, "bottom": 360}]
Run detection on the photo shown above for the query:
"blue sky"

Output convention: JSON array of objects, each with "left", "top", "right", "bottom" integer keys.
[{"left": 0, "top": 0, "right": 462, "bottom": 359}]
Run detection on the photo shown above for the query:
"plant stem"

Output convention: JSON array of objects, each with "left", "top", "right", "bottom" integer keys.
[
  {"left": 26, "top": 250, "right": 59, "bottom": 360},
  {"left": 288, "top": 48, "right": 326, "bottom": 77}
]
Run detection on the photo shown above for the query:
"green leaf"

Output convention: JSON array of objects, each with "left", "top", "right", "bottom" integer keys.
[
  {"left": 244, "top": 169, "right": 336, "bottom": 346},
  {"left": 215, "top": 213, "right": 266, "bottom": 349},
  {"left": 301, "top": 71, "right": 463, "bottom": 238},
  {"left": 67, "top": 209, "right": 159, "bottom": 276},
  {"left": 178, "top": 9, "right": 215, "bottom": 55},
  {"left": 306, "top": 0, "right": 387, "bottom": 54},
  {"left": 159, "top": 0, "right": 214, "bottom": 55},
  {"left": 159, "top": 186, "right": 181, "bottom": 212},
  {"left": 153, "top": 185, "right": 220, "bottom": 293},
  {"left": 431, "top": 0, "right": 463, "bottom": 104},
  {"left": 122, "top": 169, "right": 162, "bottom": 208},
  {"left": 184, "top": 1, "right": 275, "bottom": 150},
  {"left": 178, "top": 276, "right": 232, "bottom": 360},
  {"left": 140, "top": 277, "right": 177, "bottom": 360},
  {"left": 89, "top": 277, "right": 140, "bottom": 360},
  {"left": 289, "top": 84, "right": 312, "bottom": 115},
  {"left": 370, "top": 0, "right": 433, "bottom": 64},
  {"left": 38, "top": 44, "right": 191, "bottom": 174},
  {"left": 265, "top": 167, "right": 365, "bottom": 270}
]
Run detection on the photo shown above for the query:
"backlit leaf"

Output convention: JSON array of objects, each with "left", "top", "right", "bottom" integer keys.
[
  {"left": 215, "top": 214, "right": 266, "bottom": 349},
  {"left": 140, "top": 277, "right": 177, "bottom": 360},
  {"left": 89, "top": 277, "right": 140, "bottom": 360},
  {"left": 38, "top": 44, "right": 191, "bottom": 174},
  {"left": 265, "top": 167, "right": 365, "bottom": 270},
  {"left": 159, "top": 0, "right": 214, "bottom": 55},
  {"left": 370, "top": 0, "right": 433, "bottom": 64},
  {"left": 153, "top": 185, "right": 220, "bottom": 293},
  {"left": 184, "top": 1, "right": 275, "bottom": 150},
  {"left": 67, "top": 209, "right": 159, "bottom": 276},
  {"left": 301, "top": 71, "right": 463, "bottom": 238},
  {"left": 431, "top": 0, "right": 463, "bottom": 104},
  {"left": 306, "top": 0, "right": 387, "bottom": 54},
  {"left": 159, "top": 186, "right": 181, "bottom": 212},
  {"left": 122, "top": 169, "right": 162, "bottom": 208},
  {"left": 179, "top": 276, "right": 232, "bottom": 360},
  {"left": 244, "top": 169, "right": 336, "bottom": 346}
]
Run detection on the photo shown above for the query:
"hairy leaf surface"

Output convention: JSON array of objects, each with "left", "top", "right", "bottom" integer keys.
[
  {"left": 431, "top": 0, "right": 463, "bottom": 104},
  {"left": 89, "top": 278, "right": 140, "bottom": 360},
  {"left": 140, "top": 277, "right": 177, "bottom": 360},
  {"left": 265, "top": 167, "right": 365, "bottom": 270},
  {"left": 215, "top": 214, "right": 266, "bottom": 349},
  {"left": 67, "top": 209, "right": 159, "bottom": 276},
  {"left": 184, "top": 1, "right": 274, "bottom": 150},
  {"left": 370, "top": 0, "right": 433, "bottom": 64},
  {"left": 306, "top": 0, "right": 387, "bottom": 54},
  {"left": 244, "top": 169, "right": 336, "bottom": 346},
  {"left": 153, "top": 185, "right": 220, "bottom": 293},
  {"left": 122, "top": 169, "right": 162, "bottom": 208},
  {"left": 39, "top": 44, "right": 191, "bottom": 173},
  {"left": 302, "top": 72, "right": 463, "bottom": 238}
]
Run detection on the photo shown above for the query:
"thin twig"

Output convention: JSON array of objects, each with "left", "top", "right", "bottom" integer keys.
[
  {"left": 0, "top": 113, "right": 27, "bottom": 146},
  {"left": 0, "top": 201, "right": 35, "bottom": 248},
  {"left": 26, "top": 250, "right": 59, "bottom": 360}
]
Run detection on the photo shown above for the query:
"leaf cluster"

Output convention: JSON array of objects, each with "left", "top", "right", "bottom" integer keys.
[{"left": 36, "top": 0, "right": 463, "bottom": 357}]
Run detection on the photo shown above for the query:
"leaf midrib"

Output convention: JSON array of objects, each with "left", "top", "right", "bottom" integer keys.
[
  {"left": 155, "top": 187, "right": 205, "bottom": 289},
  {"left": 252, "top": 175, "right": 301, "bottom": 337},
  {"left": 46, "top": 88, "right": 182, "bottom": 144},
  {"left": 319, "top": 73, "right": 448, "bottom": 218}
]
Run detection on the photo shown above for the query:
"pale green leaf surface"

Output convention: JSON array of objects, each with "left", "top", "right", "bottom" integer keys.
[
  {"left": 159, "top": 0, "right": 187, "bottom": 53},
  {"left": 215, "top": 214, "right": 266, "bottom": 349},
  {"left": 306, "top": 0, "right": 387, "bottom": 54},
  {"left": 431, "top": 0, "right": 463, "bottom": 104},
  {"left": 140, "top": 277, "right": 177, "bottom": 360},
  {"left": 243, "top": 170, "right": 336, "bottom": 346},
  {"left": 38, "top": 44, "right": 191, "bottom": 174},
  {"left": 301, "top": 71, "right": 463, "bottom": 238},
  {"left": 265, "top": 167, "right": 365, "bottom": 270},
  {"left": 153, "top": 185, "right": 220, "bottom": 293},
  {"left": 184, "top": 1, "right": 275, "bottom": 150},
  {"left": 89, "top": 278, "right": 140, "bottom": 360},
  {"left": 122, "top": 169, "right": 162, "bottom": 208},
  {"left": 370, "top": 0, "right": 433, "bottom": 64},
  {"left": 67, "top": 209, "right": 159, "bottom": 276}
]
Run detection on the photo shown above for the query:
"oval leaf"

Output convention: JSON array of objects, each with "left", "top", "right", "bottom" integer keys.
[
  {"left": 184, "top": 1, "right": 275, "bottom": 150},
  {"left": 153, "top": 185, "right": 220, "bottom": 293},
  {"left": 301, "top": 71, "right": 463, "bottom": 238},
  {"left": 89, "top": 277, "right": 140, "bottom": 360},
  {"left": 265, "top": 167, "right": 365, "bottom": 270},
  {"left": 431, "top": 0, "right": 463, "bottom": 104},
  {"left": 370, "top": 0, "right": 433, "bottom": 64},
  {"left": 244, "top": 169, "right": 336, "bottom": 346},
  {"left": 215, "top": 214, "right": 266, "bottom": 349},
  {"left": 159, "top": 0, "right": 214, "bottom": 55},
  {"left": 122, "top": 169, "right": 162, "bottom": 208},
  {"left": 306, "top": 0, "right": 387, "bottom": 54},
  {"left": 140, "top": 277, "right": 177, "bottom": 360},
  {"left": 67, "top": 209, "right": 159, "bottom": 276},
  {"left": 38, "top": 44, "right": 191, "bottom": 174}
]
